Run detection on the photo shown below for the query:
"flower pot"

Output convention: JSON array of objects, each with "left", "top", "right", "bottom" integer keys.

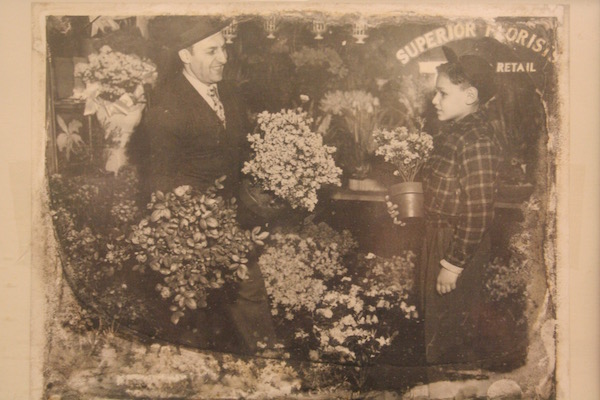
[
  {"left": 238, "top": 179, "right": 287, "bottom": 220},
  {"left": 388, "top": 182, "right": 424, "bottom": 219}
]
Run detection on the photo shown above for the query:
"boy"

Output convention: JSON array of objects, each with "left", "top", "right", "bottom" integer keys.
[{"left": 420, "top": 46, "right": 501, "bottom": 364}]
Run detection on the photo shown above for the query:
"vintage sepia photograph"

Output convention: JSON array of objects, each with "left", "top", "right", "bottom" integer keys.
[{"left": 27, "top": 2, "right": 574, "bottom": 399}]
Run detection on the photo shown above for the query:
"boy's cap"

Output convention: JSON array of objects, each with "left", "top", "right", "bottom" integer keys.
[
  {"left": 149, "top": 16, "right": 229, "bottom": 51},
  {"left": 442, "top": 46, "right": 496, "bottom": 103}
]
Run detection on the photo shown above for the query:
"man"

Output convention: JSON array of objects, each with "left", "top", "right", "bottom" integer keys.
[
  {"left": 137, "top": 16, "right": 246, "bottom": 198},
  {"left": 129, "top": 16, "right": 279, "bottom": 355}
]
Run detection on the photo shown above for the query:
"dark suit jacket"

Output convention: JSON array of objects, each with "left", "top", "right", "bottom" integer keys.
[{"left": 131, "top": 73, "right": 250, "bottom": 201}]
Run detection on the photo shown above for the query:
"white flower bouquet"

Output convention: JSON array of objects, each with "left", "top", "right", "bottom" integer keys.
[
  {"left": 258, "top": 223, "right": 356, "bottom": 321},
  {"left": 373, "top": 126, "right": 433, "bottom": 182},
  {"left": 242, "top": 108, "right": 342, "bottom": 212},
  {"left": 73, "top": 45, "right": 157, "bottom": 174},
  {"left": 74, "top": 45, "right": 157, "bottom": 104}
]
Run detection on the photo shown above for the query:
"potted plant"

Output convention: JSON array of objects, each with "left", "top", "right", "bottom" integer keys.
[
  {"left": 373, "top": 125, "right": 434, "bottom": 220},
  {"left": 319, "top": 90, "right": 384, "bottom": 189},
  {"left": 241, "top": 108, "right": 342, "bottom": 216},
  {"left": 73, "top": 45, "right": 157, "bottom": 175}
]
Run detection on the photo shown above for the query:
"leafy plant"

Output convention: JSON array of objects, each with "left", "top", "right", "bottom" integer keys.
[
  {"left": 56, "top": 115, "right": 86, "bottom": 161},
  {"left": 128, "top": 178, "right": 269, "bottom": 324}
]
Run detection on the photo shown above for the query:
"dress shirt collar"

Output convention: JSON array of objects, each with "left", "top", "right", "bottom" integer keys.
[{"left": 182, "top": 69, "right": 218, "bottom": 105}]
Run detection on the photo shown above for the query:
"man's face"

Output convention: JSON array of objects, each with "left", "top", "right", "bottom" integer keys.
[
  {"left": 180, "top": 31, "right": 227, "bottom": 84},
  {"left": 432, "top": 73, "right": 474, "bottom": 122}
]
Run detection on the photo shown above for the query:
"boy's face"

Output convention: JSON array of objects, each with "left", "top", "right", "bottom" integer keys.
[
  {"left": 179, "top": 31, "right": 228, "bottom": 84},
  {"left": 432, "top": 73, "right": 475, "bottom": 122}
]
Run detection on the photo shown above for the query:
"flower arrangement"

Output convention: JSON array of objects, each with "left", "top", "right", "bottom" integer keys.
[
  {"left": 128, "top": 178, "right": 269, "bottom": 325},
  {"left": 56, "top": 115, "right": 85, "bottom": 163},
  {"left": 312, "top": 252, "right": 418, "bottom": 364},
  {"left": 73, "top": 45, "right": 157, "bottom": 174},
  {"left": 258, "top": 222, "right": 356, "bottom": 320},
  {"left": 74, "top": 45, "right": 157, "bottom": 104},
  {"left": 258, "top": 222, "right": 418, "bottom": 378},
  {"left": 242, "top": 108, "right": 342, "bottom": 212},
  {"left": 373, "top": 126, "right": 434, "bottom": 182},
  {"left": 319, "top": 90, "right": 381, "bottom": 177}
]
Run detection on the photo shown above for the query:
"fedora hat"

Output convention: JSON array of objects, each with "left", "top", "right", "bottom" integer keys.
[{"left": 149, "top": 15, "right": 229, "bottom": 51}]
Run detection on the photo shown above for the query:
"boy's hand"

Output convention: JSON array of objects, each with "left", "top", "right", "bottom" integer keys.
[{"left": 436, "top": 268, "right": 459, "bottom": 295}]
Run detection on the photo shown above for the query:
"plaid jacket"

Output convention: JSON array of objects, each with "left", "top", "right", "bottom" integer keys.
[{"left": 423, "top": 110, "right": 501, "bottom": 268}]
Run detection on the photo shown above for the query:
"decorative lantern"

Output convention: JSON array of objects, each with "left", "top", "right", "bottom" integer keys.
[
  {"left": 222, "top": 19, "right": 238, "bottom": 44},
  {"left": 264, "top": 16, "right": 278, "bottom": 39},
  {"left": 352, "top": 19, "right": 369, "bottom": 44},
  {"left": 312, "top": 19, "right": 326, "bottom": 40}
]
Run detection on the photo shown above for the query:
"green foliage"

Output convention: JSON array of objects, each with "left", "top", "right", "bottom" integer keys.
[
  {"left": 49, "top": 170, "right": 267, "bottom": 326},
  {"left": 128, "top": 179, "right": 268, "bottom": 324}
]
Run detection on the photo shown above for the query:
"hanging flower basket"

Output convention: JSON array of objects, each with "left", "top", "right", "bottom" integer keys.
[{"left": 388, "top": 181, "right": 424, "bottom": 219}]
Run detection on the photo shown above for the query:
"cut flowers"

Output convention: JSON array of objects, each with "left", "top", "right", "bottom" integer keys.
[
  {"left": 373, "top": 125, "right": 433, "bottom": 182},
  {"left": 73, "top": 45, "right": 157, "bottom": 106},
  {"left": 73, "top": 45, "right": 157, "bottom": 174},
  {"left": 242, "top": 108, "right": 342, "bottom": 212}
]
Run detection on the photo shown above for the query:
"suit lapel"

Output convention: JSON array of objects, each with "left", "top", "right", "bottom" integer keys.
[{"left": 175, "top": 74, "right": 225, "bottom": 133}]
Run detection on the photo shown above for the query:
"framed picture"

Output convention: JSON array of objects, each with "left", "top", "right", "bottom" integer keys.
[{"left": 19, "top": 1, "right": 588, "bottom": 399}]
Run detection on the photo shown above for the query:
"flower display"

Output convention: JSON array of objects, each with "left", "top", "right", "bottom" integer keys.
[
  {"left": 128, "top": 178, "right": 269, "bottom": 324},
  {"left": 242, "top": 108, "right": 342, "bottom": 212},
  {"left": 258, "top": 222, "right": 356, "bottom": 320},
  {"left": 258, "top": 222, "right": 417, "bottom": 372},
  {"left": 74, "top": 45, "right": 157, "bottom": 103},
  {"left": 55, "top": 115, "right": 85, "bottom": 162},
  {"left": 312, "top": 252, "right": 418, "bottom": 366},
  {"left": 319, "top": 90, "right": 381, "bottom": 177},
  {"left": 373, "top": 126, "right": 433, "bottom": 182},
  {"left": 73, "top": 45, "right": 157, "bottom": 174}
]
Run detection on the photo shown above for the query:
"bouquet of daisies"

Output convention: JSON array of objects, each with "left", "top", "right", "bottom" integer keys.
[
  {"left": 373, "top": 126, "right": 434, "bottom": 182},
  {"left": 242, "top": 108, "right": 342, "bottom": 212}
]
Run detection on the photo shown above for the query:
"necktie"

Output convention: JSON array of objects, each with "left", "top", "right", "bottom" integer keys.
[{"left": 207, "top": 85, "right": 226, "bottom": 128}]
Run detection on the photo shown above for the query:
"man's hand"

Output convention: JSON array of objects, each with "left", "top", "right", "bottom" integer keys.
[{"left": 436, "top": 268, "right": 459, "bottom": 295}]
